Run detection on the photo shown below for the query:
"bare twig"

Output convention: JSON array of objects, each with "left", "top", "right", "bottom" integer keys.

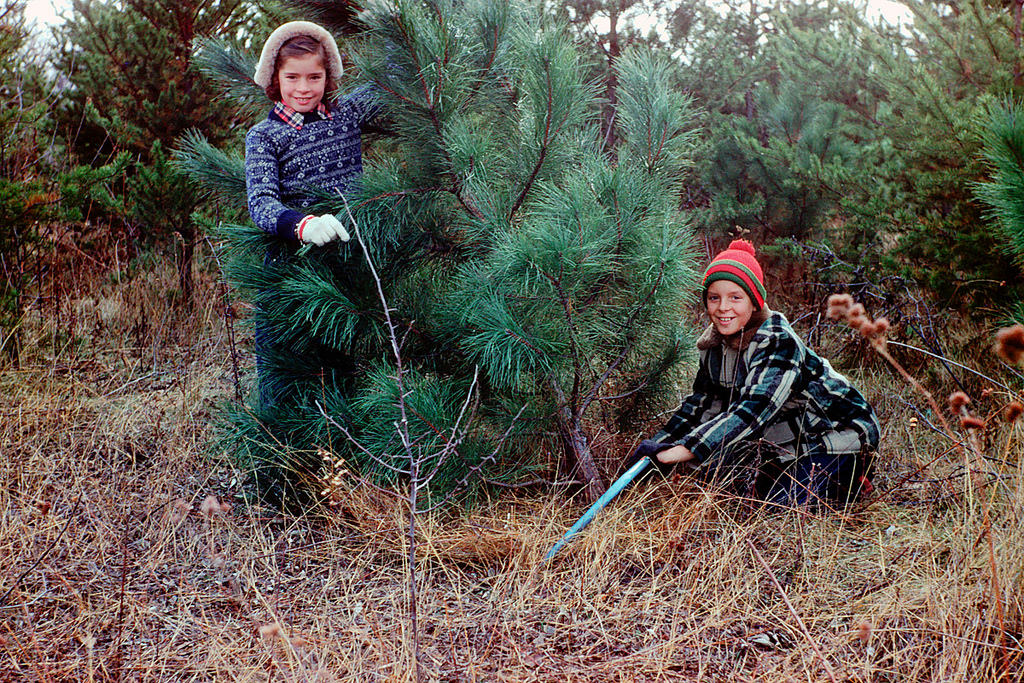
[
  {"left": 332, "top": 192, "right": 522, "bottom": 682},
  {"left": 315, "top": 406, "right": 412, "bottom": 477},
  {"left": 887, "top": 340, "right": 1014, "bottom": 393},
  {"left": 204, "top": 235, "right": 241, "bottom": 402}
]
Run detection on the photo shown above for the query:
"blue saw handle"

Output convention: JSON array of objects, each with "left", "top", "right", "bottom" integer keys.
[{"left": 543, "top": 456, "right": 653, "bottom": 562}]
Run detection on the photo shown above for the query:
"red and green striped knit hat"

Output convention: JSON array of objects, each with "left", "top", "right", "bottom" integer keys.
[{"left": 701, "top": 239, "right": 766, "bottom": 310}]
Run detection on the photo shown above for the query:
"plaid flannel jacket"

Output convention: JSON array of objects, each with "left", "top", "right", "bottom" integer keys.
[{"left": 652, "top": 312, "right": 880, "bottom": 466}]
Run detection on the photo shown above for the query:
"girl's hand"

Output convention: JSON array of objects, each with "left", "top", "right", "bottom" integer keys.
[
  {"left": 297, "top": 214, "right": 350, "bottom": 245},
  {"left": 656, "top": 445, "right": 695, "bottom": 464}
]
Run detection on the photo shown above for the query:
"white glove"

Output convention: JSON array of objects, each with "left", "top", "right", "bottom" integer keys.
[{"left": 297, "top": 214, "right": 350, "bottom": 246}]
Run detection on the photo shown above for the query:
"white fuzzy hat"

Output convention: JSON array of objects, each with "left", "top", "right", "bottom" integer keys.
[{"left": 253, "top": 21, "right": 344, "bottom": 89}]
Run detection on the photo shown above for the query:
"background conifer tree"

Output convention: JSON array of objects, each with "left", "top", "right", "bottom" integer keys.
[
  {"left": 544, "top": 0, "right": 675, "bottom": 148},
  {"left": 684, "top": 1, "right": 873, "bottom": 246},
  {"left": 53, "top": 0, "right": 259, "bottom": 302},
  {"left": 849, "top": 0, "right": 1024, "bottom": 307},
  {"left": 0, "top": 0, "right": 53, "bottom": 363},
  {"left": 185, "top": 0, "right": 699, "bottom": 505},
  {"left": 975, "top": 98, "right": 1024, "bottom": 322}
]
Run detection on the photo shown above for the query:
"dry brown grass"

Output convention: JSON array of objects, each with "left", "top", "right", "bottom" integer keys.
[{"left": 2, "top": 257, "right": 1023, "bottom": 681}]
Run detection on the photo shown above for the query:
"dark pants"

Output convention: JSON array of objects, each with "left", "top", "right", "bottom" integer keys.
[
  {"left": 255, "top": 246, "right": 358, "bottom": 411},
  {"left": 696, "top": 440, "right": 870, "bottom": 508}
]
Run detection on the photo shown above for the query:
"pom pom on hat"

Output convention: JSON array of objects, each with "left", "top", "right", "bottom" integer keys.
[
  {"left": 253, "top": 21, "right": 344, "bottom": 90},
  {"left": 727, "top": 239, "right": 756, "bottom": 257},
  {"left": 701, "top": 239, "right": 767, "bottom": 310}
]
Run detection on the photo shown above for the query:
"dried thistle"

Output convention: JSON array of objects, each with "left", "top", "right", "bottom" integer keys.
[
  {"left": 200, "top": 495, "right": 230, "bottom": 518},
  {"left": 994, "top": 325, "right": 1024, "bottom": 365},
  {"left": 828, "top": 294, "right": 888, "bottom": 348},
  {"left": 169, "top": 498, "right": 191, "bottom": 524},
  {"left": 1004, "top": 401, "right": 1023, "bottom": 423},
  {"left": 259, "top": 623, "right": 282, "bottom": 639},
  {"left": 826, "top": 293, "right": 853, "bottom": 320},
  {"left": 948, "top": 391, "right": 970, "bottom": 414},
  {"left": 847, "top": 303, "right": 867, "bottom": 327},
  {"left": 857, "top": 621, "right": 873, "bottom": 646},
  {"left": 857, "top": 315, "right": 888, "bottom": 349},
  {"left": 960, "top": 415, "right": 985, "bottom": 431}
]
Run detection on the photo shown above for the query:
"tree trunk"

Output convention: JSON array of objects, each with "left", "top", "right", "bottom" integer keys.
[
  {"left": 1015, "top": 0, "right": 1023, "bottom": 87},
  {"left": 602, "top": 7, "right": 621, "bottom": 151},
  {"left": 551, "top": 376, "right": 607, "bottom": 502},
  {"left": 177, "top": 229, "right": 194, "bottom": 305},
  {"left": 560, "top": 414, "right": 607, "bottom": 503}
]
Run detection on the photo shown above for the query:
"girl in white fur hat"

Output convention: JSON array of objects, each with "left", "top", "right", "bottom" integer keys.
[
  {"left": 246, "top": 20, "right": 381, "bottom": 246},
  {"left": 245, "top": 21, "right": 382, "bottom": 406}
]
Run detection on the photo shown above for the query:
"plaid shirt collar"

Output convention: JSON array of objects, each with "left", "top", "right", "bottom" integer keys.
[{"left": 271, "top": 101, "right": 333, "bottom": 130}]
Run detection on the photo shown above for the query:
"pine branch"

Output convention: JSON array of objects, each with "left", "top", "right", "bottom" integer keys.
[
  {"left": 975, "top": 99, "right": 1024, "bottom": 264},
  {"left": 578, "top": 259, "right": 667, "bottom": 418},
  {"left": 536, "top": 267, "right": 582, "bottom": 406},
  {"left": 191, "top": 37, "right": 263, "bottom": 114},
  {"left": 173, "top": 128, "right": 246, "bottom": 204},
  {"left": 315, "top": 404, "right": 412, "bottom": 477},
  {"left": 256, "top": 261, "right": 366, "bottom": 351},
  {"left": 418, "top": 404, "right": 526, "bottom": 514},
  {"left": 284, "top": 0, "right": 364, "bottom": 35},
  {"left": 355, "top": 185, "right": 446, "bottom": 208},
  {"left": 509, "top": 61, "right": 554, "bottom": 218},
  {"left": 417, "top": 367, "right": 479, "bottom": 493}
]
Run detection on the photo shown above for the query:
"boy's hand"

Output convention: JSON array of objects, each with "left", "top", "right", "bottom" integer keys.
[
  {"left": 297, "top": 214, "right": 351, "bottom": 245},
  {"left": 657, "top": 445, "right": 695, "bottom": 464},
  {"left": 623, "top": 439, "right": 674, "bottom": 474}
]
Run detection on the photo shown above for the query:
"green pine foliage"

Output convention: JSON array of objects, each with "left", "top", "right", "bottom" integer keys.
[
  {"left": 543, "top": 0, "right": 677, "bottom": 148},
  {"left": 690, "top": 2, "right": 874, "bottom": 245},
  {"left": 191, "top": 37, "right": 266, "bottom": 121},
  {"left": 684, "top": 0, "right": 1024, "bottom": 306},
  {"left": 175, "top": 128, "right": 249, "bottom": 206},
  {"left": 52, "top": 0, "right": 259, "bottom": 302},
  {"left": 351, "top": 3, "right": 700, "bottom": 501},
  {"left": 975, "top": 98, "right": 1024, "bottom": 321},
  {"left": 851, "top": 0, "right": 1024, "bottom": 306},
  {"left": 191, "top": 0, "right": 700, "bottom": 506},
  {"left": 54, "top": 0, "right": 257, "bottom": 157}
]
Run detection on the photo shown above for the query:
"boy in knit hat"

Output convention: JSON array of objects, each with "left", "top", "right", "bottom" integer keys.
[{"left": 630, "top": 240, "right": 880, "bottom": 507}]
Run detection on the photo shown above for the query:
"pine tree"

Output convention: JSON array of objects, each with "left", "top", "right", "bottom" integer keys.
[
  {"left": 688, "top": 1, "right": 874, "bottom": 245},
  {"left": 544, "top": 0, "right": 674, "bottom": 148},
  {"left": 52, "top": 0, "right": 259, "bottom": 302},
  {"left": 0, "top": 0, "right": 56, "bottom": 364},
  {"left": 850, "top": 0, "right": 1024, "bottom": 306},
  {"left": 187, "top": 0, "right": 699, "bottom": 505},
  {"left": 975, "top": 98, "right": 1024, "bottom": 321}
]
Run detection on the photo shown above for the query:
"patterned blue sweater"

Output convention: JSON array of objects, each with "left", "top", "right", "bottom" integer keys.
[
  {"left": 653, "top": 311, "right": 880, "bottom": 465},
  {"left": 245, "top": 87, "right": 381, "bottom": 240}
]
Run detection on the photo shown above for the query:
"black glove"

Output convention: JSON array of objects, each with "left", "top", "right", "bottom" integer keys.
[{"left": 623, "top": 439, "right": 677, "bottom": 476}]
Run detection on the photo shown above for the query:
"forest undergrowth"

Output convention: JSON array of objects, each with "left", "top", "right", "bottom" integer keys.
[{"left": 2, "top": 252, "right": 1023, "bottom": 682}]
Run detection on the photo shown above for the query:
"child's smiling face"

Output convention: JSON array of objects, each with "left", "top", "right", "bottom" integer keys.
[
  {"left": 706, "top": 280, "right": 754, "bottom": 337},
  {"left": 277, "top": 52, "right": 326, "bottom": 113}
]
